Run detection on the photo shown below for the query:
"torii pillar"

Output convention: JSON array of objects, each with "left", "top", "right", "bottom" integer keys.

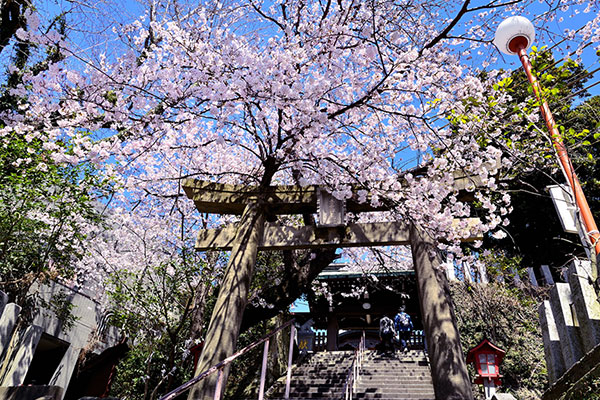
[
  {"left": 410, "top": 224, "right": 473, "bottom": 400},
  {"left": 183, "top": 179, "right": 475, "bottom": 400},
  {"left": 187, "top": 201, "right": 266, "bottom": 400}
]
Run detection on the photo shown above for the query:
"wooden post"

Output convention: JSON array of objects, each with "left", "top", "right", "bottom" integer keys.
[
  {"left": 409, "top": 224, "right": 473, "bottom": 400},
  {"left": 188, "top": 202, "right": 266, "bottom": 400},
  {"left": 326, "top": 312, "right": 339, "bottom": 351}
]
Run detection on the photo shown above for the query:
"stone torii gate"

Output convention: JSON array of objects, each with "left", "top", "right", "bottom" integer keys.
[{"left": 183, "top": 178, "right": 480, "bottom": 400}]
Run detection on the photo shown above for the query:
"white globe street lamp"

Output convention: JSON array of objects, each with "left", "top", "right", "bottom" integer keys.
[
  {"left": 493, "top": 16, "right": 535, "bottom": 55},
  {"left": 494, "top": 17, "right": 600, "bottom": 264}
]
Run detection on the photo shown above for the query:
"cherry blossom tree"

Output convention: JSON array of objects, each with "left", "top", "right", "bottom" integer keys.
[{"left": 3, "top": 0, "right": 600, "bottom": 398}]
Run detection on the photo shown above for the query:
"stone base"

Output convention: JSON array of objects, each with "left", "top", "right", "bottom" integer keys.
[
  {"left": 492, "top": 394, "right": 517, "bottom": 400},
  {"left": 0, "top": 385, "right": 63, "bottom": 400},
  {"left": 568, "top": 260, "right": 600, "bottom": 352}
]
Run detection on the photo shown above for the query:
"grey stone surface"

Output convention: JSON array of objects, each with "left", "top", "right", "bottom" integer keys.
[
  {"left": 511, "top": 268, "right": 523, "bottom": 287},
  {"left": 567, "top": 260, "right": 600, "bottom": 353},
  {"left": 0, "top": 325, "right": 43, "bottom": 387},
  {"left": 541, "top": 265, "right": 555, "bottom": 285},
  {"left": 539, "top": 300, "right": 566, "bottom": 383},
  {"left": 0, "top": 385, "right": 63, "bottom": 400},
  {"left": 478, "top": 264, "right": 489, "bottom": 284},
  {"left": 0, "top": 291, "right": 8, "bottom": 316},
  {"left": 49, "top": 346, "right": 80, "bottom": 398},
  {"left": 31, "top": 281, "right": 120, "bottom": 351},
  {"left": 0, "top": 281, "right": 121, "bottom": 400},
  {"left": 527, "top": 267, "right": 538, "bottom": 287},
  {"left": 316, "top": 188, "right": 345, "bottom": 227},
  {"left": 463, "top": 262, "right": 473, "bottom": 283},
  {"left": 492, "top": 394, "right": 517, "bottom": 400},
  {"left": 549, "top": 283, "right": 584, "bottom": 368},
  {"left": 31, "top": 282, "right": 120, "bottom": 399},
  {"left": 446, "top": 261, "right": 456, "bottom": 281},
  {"left": 0, "top": 303, "right": 21, "bottom": 358}
]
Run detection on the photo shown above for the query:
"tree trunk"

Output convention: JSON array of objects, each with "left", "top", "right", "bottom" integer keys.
[
  {"left": 240, "top": 248, "right": 337, "bottom": 331},
  {"left": 187, "top": 202, "right": 266, "bottom": 400},
  {"left": 189, "top": 271, "right": 215, "bottom": 342},
  {"left": 409, "top": 223, "right": 473, "bottom": 400},
  {"left": 0, "top": 0, "right": 26, "bottom": 55}
]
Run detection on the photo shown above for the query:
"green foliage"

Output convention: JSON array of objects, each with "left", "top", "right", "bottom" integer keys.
[
  {"left": 0, "top": 15, "right": 106, "bottom": 316},
  {"left": 561, "top": 373, "right": 600, "bottom": 400},
  {"left": 111, "top": 329, "right": 195, "bottom": 400},
  {"left": 481, "top": 50, "right": 600, "bottom": 269},
  {"left": 108, "top": 259, "right": 206, "bottom": 400},
  {"left": 223, "top": 316, "right": 291, "bottom": 400},
  {"left": 0, "top": 126, "right": 105, "bottom": 303},
  {"left": 451, "top": 279, "right": 548, "bottom": 399},
  {"left": 107, "top": 250, "right": 292, "bottom": 400}
]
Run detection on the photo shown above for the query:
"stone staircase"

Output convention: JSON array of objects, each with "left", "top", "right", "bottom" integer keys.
[
  {"left": 266, "top": 351, "right": 355, "bottom": 399},
  {"left": 355, "top": 351, "right": 434, "bottom": 400},
  {"left": 266, "top": 350, "right": 434, "bottom": 400}
]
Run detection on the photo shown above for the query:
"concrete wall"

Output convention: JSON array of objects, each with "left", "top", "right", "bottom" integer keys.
[{"left": 0, "top": 282, "right": 121, "bottom": 400}]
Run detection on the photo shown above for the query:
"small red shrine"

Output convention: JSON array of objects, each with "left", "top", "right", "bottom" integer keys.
[{"left": 466, "top": 338, "right": 506, "bottom": 399}]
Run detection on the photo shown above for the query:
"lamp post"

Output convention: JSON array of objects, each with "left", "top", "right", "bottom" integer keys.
[
  {"left": 494, "top": 17, "right": 600, "bottom": 274},
  {"left": 466, "top": 339, "right": 506, "bottom": 400}
]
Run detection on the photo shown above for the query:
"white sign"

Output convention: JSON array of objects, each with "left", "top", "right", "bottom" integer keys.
[
  {"left": 547, "top": 185, "right": 578, "bottom": 234},
  {"left": 547, "top": 185, "right": 592, "bottom": 258}
]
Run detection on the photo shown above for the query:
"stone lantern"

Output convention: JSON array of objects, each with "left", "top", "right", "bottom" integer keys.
[{"left": 466, "top": 338, "right": 506, "bottom": 399}]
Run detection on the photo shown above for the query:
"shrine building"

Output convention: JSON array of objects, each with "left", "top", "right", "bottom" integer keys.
[{"left": 294, "top": 263, "right": 425, "bottom": 353}]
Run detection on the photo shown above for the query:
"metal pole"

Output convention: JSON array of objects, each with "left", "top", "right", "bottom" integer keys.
[
  {"left": 517, "top": 47, "right": 600, "bottom": 258},
  {"left": 284, "top": 324, "right": 295, "bottom": 399},
  {"left": 258, "top": 339, "right": 269, "bottom": 400},
  {"left": 353, "top": 355, "right": 357, "bottom": 394}
]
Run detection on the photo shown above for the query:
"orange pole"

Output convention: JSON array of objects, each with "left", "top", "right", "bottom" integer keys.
[{"left": 517, "top": 47, "right": 600, "bottom": 256}]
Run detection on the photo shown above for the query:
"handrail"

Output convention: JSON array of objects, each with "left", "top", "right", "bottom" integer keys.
[
  {"left": 341, "top": 330, "right": 366, "bottom": 400},
  {"left": 342, "top": 357, "right": 357, "bottom": 400},
  {"left": 159, "top": 319, "right": 296, "bottom": 400}
]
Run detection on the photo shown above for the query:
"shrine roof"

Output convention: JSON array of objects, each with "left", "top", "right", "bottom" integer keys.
[
  {"left": 317, "top": 269, "right": 414, "bottom": 280},
  {"left": 316, "top": 263, "right": 414, "bottom": 280}
]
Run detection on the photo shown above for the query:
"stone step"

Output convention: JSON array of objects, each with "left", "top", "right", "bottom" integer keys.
[
  {"left": 273, "top": 394, "right": 342, "bottom": 399},
  {"left": 361, "top": 368, "right": 429, "bottom": 372},
  {"left": 363, "top": 360, "right": 428, "bottom": 363},
  {"left": 353, "top": 376, "right": 432, "bottom": 382},
  {"left": 357, "top": 379, "right": 433, "bottom": 384},
  {"left": 355, "top": 395, "right": 435, "bottom": 398},
  {"left": 358, "top": 378, "right": 433, "bottom": 383},
  {"left": 356, "top": 387, "right": 435, "bottom": 393},
  {"left": 299, "top": 368, "right": 348, "bottom": 371},
  {"left": 292, "top": 383, "right": 432, "bottom": 387},
  {"left": 291, "top": 376, "right": 432, "bottom": 384},
  {"left": 362, "top": 360, "right": 428, "bottom": 364},
  {"left": 360, "top": 372, "right": 431, "bottom": 376}
]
